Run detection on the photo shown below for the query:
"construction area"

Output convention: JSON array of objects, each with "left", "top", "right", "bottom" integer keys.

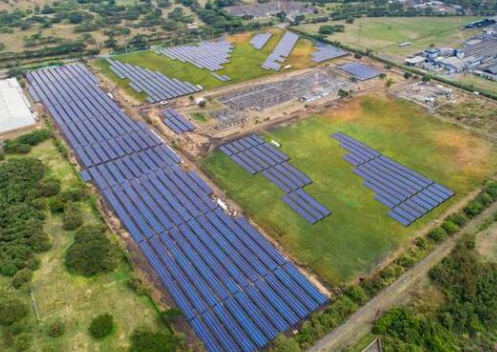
[{"left": 393, "top": 81, "right": 458, "bottom": 108}]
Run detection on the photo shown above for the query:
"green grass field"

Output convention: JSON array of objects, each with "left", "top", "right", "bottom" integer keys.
[
  {"left": 94, "top": 28, "right": 316, "bottom": 98},
  {"left": 0, "top": 141, "right": 167, "bottom": 352},
  {"left": 202, "top": 96, "right": 497, "bottom": 285},
  {"left": 298, "top": 17, "right": 481, "bottom": 59}
]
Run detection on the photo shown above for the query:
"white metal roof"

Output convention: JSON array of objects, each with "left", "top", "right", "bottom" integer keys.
[{"left": 0, "top": 78, "right": 35, "bottom": 134}]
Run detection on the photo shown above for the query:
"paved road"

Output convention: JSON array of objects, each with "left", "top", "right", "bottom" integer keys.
[{"left": 307, "top": 202, "right": 497, "bottom": 352}]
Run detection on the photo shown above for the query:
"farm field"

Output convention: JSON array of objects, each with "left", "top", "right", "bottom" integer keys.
[
  {"left": 94, "top": 28, "right": 317, "bottom": 98},
  {"left": 0, "top": 141, "right": 168, "bottom": 352},
  {"left": 298, "top": 17, "right": 481, "bottom": 60},
  {"left": 202, "top": 95, "right": 497, "bottom": 285}
]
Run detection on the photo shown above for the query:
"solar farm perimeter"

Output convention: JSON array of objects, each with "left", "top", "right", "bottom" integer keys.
[
  {"left": 94, "top": 28, "right": 316, "bottom": 98},
  {"left": 203, "top": 95, "right": 497, "bottom": 284}
]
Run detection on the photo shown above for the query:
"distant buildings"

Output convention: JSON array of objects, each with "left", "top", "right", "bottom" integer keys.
[
  {"left": 404, "top": 20, "right": 497, "bottom": 80},
  {"left": 0, "top": 78, "right": 36, "bottom": 134}
]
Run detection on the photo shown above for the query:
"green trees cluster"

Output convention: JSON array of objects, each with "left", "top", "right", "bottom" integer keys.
[
  {"left": 375, "top": 234, "right": 497, "bottom": 351},
  {"left": 89, "top": 313, "right": 114, "bottom": 339},
  {"left": 65, "top": 225, "right": 119, "bottom": 276},
  {"left": 128, "top": 328, "right": 180, "bottom": 352},
  {"left": 0, "top": 157, "right": 52, "bottom": 280},
  {"left": 2, "top": 129, "right": 51, "bottom": 155}
]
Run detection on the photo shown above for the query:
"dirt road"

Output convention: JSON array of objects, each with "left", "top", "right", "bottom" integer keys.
[{"left": 307, "top": 201, "right": 497, "bottom": 352}]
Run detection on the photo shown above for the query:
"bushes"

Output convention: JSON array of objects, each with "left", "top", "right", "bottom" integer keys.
[
  {"left": 428, "top": 227, "right": 448, "bottom": 242},
  {"left": 441, "top": 220, "right": 459, "bottom": 235},
  {"left": 62, "top": 204, "right": 83, "bottom": 231},
  {"left": 65, "top": 225, "right": 119, "bottom": 276},
  {"left": 3, "top": 129, "right": 51, "bottom": 155},
  {"left": 11, "top": 269, "right": 33, "bottom": 289},
  {"left": 464, "top": 200, "right": 483, "bottom": 218},
  {"left": 128, "top": 328, "right": 180, "bottom": 352},
  {"left": 47, "top": 320, "right": 65, "bottom": 338},
  {"left": 0, "top": 295, "right": 28, "bottom": 326},
  {"left": 37, "top": 179, "right": 61, "bottom": 198},
  {"left": 89, "top": 313, "right": 114, "bottom": 339}
]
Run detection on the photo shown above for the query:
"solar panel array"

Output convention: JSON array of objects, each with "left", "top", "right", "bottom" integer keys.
[
  {"left": 332, "top": 132, "right": 454, "bottom": 226},
  {"left": 157, "top": 39, "right": 234, "bottom": 72},
  {"left": 106, "top": 58, "right": 200, "bottom": 103},
  {"left": 212, "top": 72, "right": 231, "bottom": 82},
  {"left": 311, "top": 43, "right": 348, "bottom": 63},
  {"left": 162, "top": 108, "right": 195, "bottom": 134},
  {"left": 339, "top": 63, "right": 381, "bottom": 81},
  {"left": 28, "top": 64, "right": 328, "bottom": 352},
  {"left": 221, "top": 135, "right": 331, "bottom": 224},
  {"left": 250, "top": 32, "right": 273, "bottom": 50},
  {"left": 262, "top": 32, "right": 299, "bottom": 71}
]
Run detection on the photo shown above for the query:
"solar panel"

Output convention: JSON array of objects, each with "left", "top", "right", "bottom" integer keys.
[
  {"left": 339, "top": 62, "right": 381, "bottom": 80},
  {"left": 332, "top": 132, "right": 454, "bottom": 226},
  {"left": 262, "top": 31, "right": 299, "bottom": 71},
  {"left": 311, "top": 43, "right": 348, "bottom": 63},
  {"left": 221, "top": 135, "right": 331, "bottom": 224},
  {"left": 28, "top": 64, "right": 328, "bottom": 352}
]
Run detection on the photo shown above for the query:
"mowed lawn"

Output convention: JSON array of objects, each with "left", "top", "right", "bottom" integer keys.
[
  {"left": 299, "top": 17, "right": 480, "bottom": 59},
  {"left": 202, "top": 96, "right": 497, "bottom": 285},
  {"left": 93, "top": 28, "right": 316, "bottom": 98}
]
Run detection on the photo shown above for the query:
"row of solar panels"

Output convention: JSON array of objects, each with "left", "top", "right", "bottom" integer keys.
[
  {"left": 107, "top": 58, "right": 200, "bottom": 103},
  {"left": 262, "top": 32, "right": 299, "bottom": 71},
  {"left": 311, "top": 44, "right": 348, "bottom": 63},
  {"left": 333, "top": 132, "right": 454, "bottom": 226},
  {"left": 157, "top": 39, "right": 234, "bottom": 72},
  {"left": 162, "top": 108, "right": 195, "bottom": 134},
  {"left": 28, "top": 64, "right": 327, "bottom": 352},
  {"left": 250, "top": 32, "right": 273, "bottom": 50},
  {"left": 339, "top": 63, "right": 381, "bottom": 81},
  {"left": 221, "top": 135, "right": 331, "bottom": 224},
  {"left": 212, "top": 72, "right": 231, "bottom": 82}
]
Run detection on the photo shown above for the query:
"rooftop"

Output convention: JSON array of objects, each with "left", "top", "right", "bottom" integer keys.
[{"left": 0, "top": 78, "right": 35, "bottom": 134}]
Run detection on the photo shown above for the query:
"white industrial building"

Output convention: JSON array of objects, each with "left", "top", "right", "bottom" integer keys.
[{"left": 0, "top": 78, "right": 36, "bottom": 134}]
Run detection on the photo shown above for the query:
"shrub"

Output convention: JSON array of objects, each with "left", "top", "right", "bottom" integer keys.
[
  {"left": 396, "top": 254, "right": 417, "bottom": 269},
  {"left": 344, "top": 285, "right": 368, "bottom": 305},
  {"left": 15, "top": 129, "right": 51, "bottom": 146},
  {"left": 37, "top": 179, "right": 61, "bottom": 198},
  {"left": 128, "top": 329, "right": 179, "bottom": 352},
  {"left": 12, "top": 269, "right": 33, "bottom": 289},
  {"left": 464, "top": 200, "right": 483, "bottom": 218},
  {"left": 414, "top": 237, "right": 427, "bottom": 249},
  {"left": 49, "top": 197, "right": 66, "bottom": 213},
  {"left": 47, "top": 320, "right": 65, "bottom": 338},
  {"left": 59, "top": 188, "right": 86, "bottom": 202},
  {"left": 65, "top": 225, "right": 118, "bottom": 276},
  {"left": 0, "top": 151, "right": 4, "bottom": 160},
  {"left": 62, "top": 204, "right": 83, "bottom": 231},
  {"left": 441, "top": 220, "right": 459, "bottom": 235},
  {"left": 4, "top": 143, "right": 31, "bottom": 154},
  {"left": 161, "top": 308, "right": 182, "bottom": 325},
  {"left": 14, "top": 333, "right": 31, "bottom": 351},
  {"left": 89, "top": 314, "right": 113, "bottom": 339},
  {"left": 446, "top": 213, "right": 467, "bottom": 227},
  {"left": 428, "top": 227, "right": 448, "bottom": 242},
  {"left": 0, "top": 296, "right": 28, "bottom": 326}
]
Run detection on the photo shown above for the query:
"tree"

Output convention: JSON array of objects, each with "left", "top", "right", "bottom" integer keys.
[
  {"left": 63, "top": 204, "right": 83, "bottom": 231},
  {"left": 47, "top": 320, "right": 66, "bottom": 338},
  {"left": 0, "top": 296, "right": 28, "bottom": 326},
  {"left": 421, "top": 76, "right": 431, "bottom": 83},
  {"left": 89, "top": 314, "right": 114, "bottom": 339},
  {"left": 403, "top": 72, "right": 412, "bottom": 80},
  {"left": 338, "top": 89, "right": 350, "bottom": 98},
  {"left": 65, "top": 225, "right": 119, "bottom": 276}
]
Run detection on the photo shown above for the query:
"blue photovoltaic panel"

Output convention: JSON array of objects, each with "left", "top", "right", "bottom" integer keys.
[
  {"left": 339, "top": 62, "right": 381, "bottom": 80},
  {"left": 221, "top": 136, "right": 331, "bottom": 224},
  {"left": 162, "top": 108, "right": 195, "bottom": 134},
  {"left": 311, "top": 43, "right": 348, "bottom": 63},
  {"left": 28, "top": 64, "right": 328, "bottom": 352},
  {"left": 157, "top": 39, "right": 233, "bottom": 72},
  {"left": 106, "top": 58, "right": 200, "bottom": 103},
  {"left": 262, "top": 31, "right": 299, "bottom": 71},
  {"left": 332, "top": 132, "right": 454, "bottom": 226},
  {"left": 250, "top": 32, "right": 273, "bottom": 50}
]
